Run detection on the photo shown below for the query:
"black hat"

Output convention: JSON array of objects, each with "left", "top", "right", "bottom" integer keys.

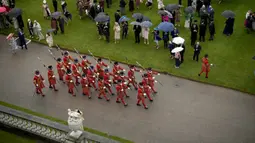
[
  {"left": 66, "top": 69, "right": 72, "bottom": 74},
  {"left": 129, "top": 65, "right": 135, "bottom": 68},
  {"left": 204, "top": 54, "right": 208, "bottom": 58},
  {"left": 117, "top": 79, "right": 122, "bottom": 83},
  {"left": 90, "top": 65, "right": 94, "bottom": 69},
  {"left": 48, "top": 65, "right": 53, "bottom": 69},
  {"left": 105, "top": 69, "right": 109, "bottom": 72},
  {"left": 117, "top": 10, "right": 120, "bottom": 12},
  {"left": 120, "top": 71, "right": 124, "bottom": 75},
  {"left": 98, "top": 58, "right": 102, "bottom": 62},
  {"left": 148, "top": 67, "right": 152, "bottom": 70},
  {"left": 74, "top": 58, "right": 79, "bottom": 63},
  {"left": 82, "top": 73, "right": 86, "bottom": 77},
  {"left": 114, "top": 61, "right": 118, "bottom": 65},
  {"left": 35, "top": 70, "right": 40, "bottom": 75},
  {"left": 82, "top": 55, "right": 86, "bottom": 59},
  {"left": 144, "top": 73, "right": 148, "bottom": 77},
  {"left": 64, "top": 51, "right": 68, "bottom": 55},
  {"left": 57, "top": 58, "right": 62, "bottom": 62},
  {"left": 139, "top": 82, "right": 143, "bottom": 86},
  {"left": 194, "top": 20, "right": 197, "bottom": 22}
]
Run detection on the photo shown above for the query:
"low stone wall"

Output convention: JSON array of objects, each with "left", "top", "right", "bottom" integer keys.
[{"left": 0, "top": 105, "right": 120, "bottom": 143}]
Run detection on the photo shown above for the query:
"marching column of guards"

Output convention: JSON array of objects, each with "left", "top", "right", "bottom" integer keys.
[{"left": 33, "top": 51, "right": 160, "bottom": 109}]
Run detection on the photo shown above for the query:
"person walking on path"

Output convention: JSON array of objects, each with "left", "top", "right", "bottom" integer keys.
[
  {"left": 193, "top": 42, "right": 201, "bottom": 62},
  {"left": 198, "top": 54, "right": 210, "bottom": 78},
  {"left": 47, "top": 65, "right": 58, "bottom": 91},
  {"left": 17, "top": 28, "right": 27, "bottom": 50},
  {"left": 33, "top": 70, "right": 45, "bottom": 97},
  {"left": 113, "top": 22, "right": 121, "bottom": 43},
  {"left": 46, "top": 32, "right": 54, "bottom": 48}
]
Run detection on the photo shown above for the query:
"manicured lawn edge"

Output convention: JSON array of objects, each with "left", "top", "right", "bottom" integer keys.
[
  {"left": 1, "top": 31, "right": 254, "bottom": 96},
  {"left": 0, "top": 100, "right": 134, "bottom": 143}
]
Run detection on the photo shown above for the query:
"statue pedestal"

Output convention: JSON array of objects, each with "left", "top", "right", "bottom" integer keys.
[
  {"left": 65, "top": 131, "right": 84, "bottom": 143},
  {"left": 70, "top": 130, "right": 83, "bottom": 139}
]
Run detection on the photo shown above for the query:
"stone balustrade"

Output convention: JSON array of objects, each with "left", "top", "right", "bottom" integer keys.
[{"left": 0, "top": 105, "right": 120, "bottom": 143}]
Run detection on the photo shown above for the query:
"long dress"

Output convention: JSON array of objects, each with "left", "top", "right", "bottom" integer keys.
[
  {"left": 129, "top": 0, "right": 134, "bottom": 12},
  {"left": 114, "top": 25, "right": 121, "bottom": 40},
  {"left": 46, "top": 34, "right": 53, "bottom": 47},
  {"left": 143, "top": 28, "right": 149, "bottom": 39},
  {"left": 42, "top": 4, "right": 51, "bottom": 17},
  {"left": 33, "top": 22, "right": 44, "bottom": 40},
  {"left": 8, "top": 37, "right": 18, "bottom": 54}
]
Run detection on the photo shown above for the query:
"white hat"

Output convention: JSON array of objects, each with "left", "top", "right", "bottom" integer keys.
[
  {"left": 28, "top": 19, "right": 31, "bottom": 22},
  {"left": 43, "top": 0, "right": 46, "bottom": 3}
]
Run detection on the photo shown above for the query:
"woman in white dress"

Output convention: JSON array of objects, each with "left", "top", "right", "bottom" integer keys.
[
  {"left": 143, "top": 27, "right": 149, "bottom": 45},
  {"left": 46, "top": 32, "right": 53, "bottom": 48},
  {"left": 6, "top": 33, "right": 18, "bottom": 54},
  {"left": 33, "top": 20, "right": 44, "bottom": 41},
  {"left": 42, "top": 0, "right": 51, "bottom": 19},
  {"left": 113, "top": 22, "right": 121, "bottom": 43}
]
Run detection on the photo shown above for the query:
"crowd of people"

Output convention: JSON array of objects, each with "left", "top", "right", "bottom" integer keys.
[{"left": 34, "top": 50, "right": 161, "bottom": 109}]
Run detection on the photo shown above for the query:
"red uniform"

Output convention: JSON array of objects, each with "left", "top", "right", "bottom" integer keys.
[
  {"left": 98, "top": 80, "right": 109, "bottom": 101},
  {"left": 147, "top": 70, "right": 158, "bottom": 78},
  {"left": 80, "top": 59, "right": 91, "bottom": 75},
  {"left": 72, "top": 64, "right": 81, "bottom": 85},
  {"left": 116, "top": 84, "right": 127, "bottom": 105},
  {"left": 137, "top": 87, "right": 147, "bottom": 108},
  {"left": 48, "top": 70, "right": 58, "bottom": 91},
  {"left": 80, "top": 77, "right": 91, "bottom": 98},
  {"left": 96, "top": 62, "right": 108, "bottom": 77},
  {"left": 65, "top": 74, "right": 76, "bottom": 96},
  {"left": 33, "top": 75, "right": 45, "bottom": 96},
  {"left": 112, "top": 65, "right": 124, "bottom": 82},
  {"left": 199, "top": 57, "right": 210, "bottom": 78},
  {"left": 87, "top": 69, "right": 97, "bottom": 89},
  {"left": 142, "top": 77, "right": 153, "bottom": 101},
  {"left": 119, "top": 82, "right": 129, "bottom": 97},
  {"left": 127, "top": 68, "right": 140, "bottom": 89},
  {"left": 63, "top": 55, "right": 73, "bottom": 69},
  {"left": 103, "top": 72, "right": 114, "bottom": 95},
  {"left": 57, "top": 62, "right": 65, "bottom": 81}
]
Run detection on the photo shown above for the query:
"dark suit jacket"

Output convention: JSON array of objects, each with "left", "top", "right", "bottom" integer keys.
[{"left": 194, "top": 44, "right": 201, "bottom": 52}]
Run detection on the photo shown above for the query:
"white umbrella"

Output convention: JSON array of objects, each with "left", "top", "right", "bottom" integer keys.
[
  {"left": 171, "top": 47, "right": 184, "bottom": 53},
  {"left": 172, "top": 37, "right": 185, "bottom": 44}
]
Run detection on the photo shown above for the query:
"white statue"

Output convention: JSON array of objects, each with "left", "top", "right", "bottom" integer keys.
[{"left": 67, "top": 109, "right": 84, "bottom": 139}]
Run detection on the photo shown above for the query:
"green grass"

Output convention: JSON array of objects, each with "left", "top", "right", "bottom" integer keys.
[
  {"left": 0, "top": 101, "right": 133, "bottom": 143},
  {"left": 3, "top": 0, "right": 255, "bottom": 94},
  {"left": 0, "top": 130, "right": 36, "bottom": 143}
]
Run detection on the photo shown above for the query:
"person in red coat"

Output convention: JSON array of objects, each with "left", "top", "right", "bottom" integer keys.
[
  {"left": 97, "top": 77, "right": 110, "bottom": 101},
  {"left": 127, "top": 65, "right": 141, "bottom": 90},
  {"left": 137, "top": 82, "right": 148, "bottom": 109},
  {"left": 80, "top": 55, "right": 91, "bottom": 75},
  {"left": 72, "top": 59, "right": 81, "bottom": 85},
  {"left": 198, "top": 54, "right": 210, "bottom": 78},
  {"left": 87, "top": 66, "right": 97, "bottom": 90},
  {"left": 142, "top": 74, "right": 153, "bottom": 101},
  {"left": 65, "top": 69, "right": 76, "bottom": 96},
  {"left": 96, "top": 58, "right": 108, "bottom": 77},
  {"left": 116, "top": 80, "right": 128, "bottom": 106},
  {"left": 80, "top": 73, "right": 91, "bottom": 99},
  {"left": 112, "top": 62, "right": 125, "bottom": 82},
  {"left": 119, "top": 78, "right": 130, "bottom": 97},
  {"left": 63, "top": 51, "right": 73, "bottom": 70},
  {"left": 47, "top": 65, "right": 58, "bottom": 91},
  {"left": 147, "top": 67, "right": 160, "bottom": 78},
  {"left": 56, "top": 58, "right": 65, "bottom": 83},
  {"left": 104, "top": 69, "right": 114, "bottom": 95},
  {"left": 147, "top": 67, "right": 159, "bottom": 93},
  {"left": 118, "top": 71, "right": 129, "bottom": 82},
  {"left": 33, "top": 70, "right": 45, "bottom": 97}
]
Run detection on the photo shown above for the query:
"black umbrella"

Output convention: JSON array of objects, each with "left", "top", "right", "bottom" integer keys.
[
  {"left": 142, "top": 16, "right": 151, "bottom": 22},
  {"left": 7, "top": 8, "right": 22, "bottom": 18},
  {"left": 166, "top": 4, "right": 179, "bottom": 11},
  {"left": 94, "top": 14, "right": 109, "bottom": 22},
  {"left": 222, "top": 10, "right": 235, "bottom": 18},
  {"left": 132, "top": 13, "right": 143, "bottom": 20},
  {"left": 51, "top": 12, "right": 62, "bottom": 19},
  {"left": 185, "top": 6, "right": 195, "bottom": 13},
  {"left": 252, "top": 56, "right": 255, "bottom": 60}
]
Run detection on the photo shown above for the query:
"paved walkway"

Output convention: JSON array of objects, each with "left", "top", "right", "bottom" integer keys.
[{"left": 0, "top": 35, "right": 255, "bottom": 143}]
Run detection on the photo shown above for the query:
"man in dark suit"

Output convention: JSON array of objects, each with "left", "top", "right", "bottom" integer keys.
[
  {"left": 209, "top": 20, "right": 215, "bottom": 41},
  {"left": 193, "top": 42, "right": 201, "bottom": 61},
  {"left": 52, "top": 0, "right": 58, "bottom": 12},
  {"left": 18, "top": 29, "right": 27, "bottom": 50},
  {"left": 133, "top": 24, "right": 141, "bottom": 43},
  {"left": 114, "top": 10, "right": 121, "bottom": 24},
  {"left": 199, "top": 19, "right": 206, "bottom": 42},
  {"left": 190, "top": 20, "right": 198, "bottom": 46},
  {"left": 122, "top": 21, "right": 128, "bottom": 39}
]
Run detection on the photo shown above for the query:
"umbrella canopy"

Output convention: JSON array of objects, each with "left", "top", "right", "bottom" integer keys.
[
  {"left": 51, "top": 11, "right": 62, "bottom": 19},
  {"left": 0, "top": 7, "right": 6, "bottom": 13},
  {"left": 157, "top": 22, "right": 174, "bottom": 32},
  {"left": 142, "top": 16, "right": 151, "bottom": 22},
  {"left": 141, "top": 21, "right": 153, "bottom": 27},
  {"left": 172, "top": 37, "right": 185, "bottom": 44},
  {"left": 47, "top": 29, "right": 56, "bottom": 33},
  {"left": 7, "top": 8, "right": 22, "bottom": 18},
  {"left": 166, "top": 4, "right": 179, "bottom": 12},
  {"left": 94, "top": 14, "right": 109, "bottom": 22},
  {"left": 97, "top": 12, "right": 106, "bottom": 15},
  {"left": 158, "top": 10, "right": 168, "bottom": 15},
  {"left": 132, "top": 13, "right": 143, "bottom": 19},
  {"left": 185, "top": 6, "right": 195, "bottom": 14},
  {"left": 171, "top": 47, "right": 184, "bottom": 53},
  {"left": 222, "top": 10, "right": 235, "bottom": 18},
  {"left": 119, "top": 16, "right": 130, "bottom": 23},
  {"left": 130, "top": 21, "right": 141, "bottom": 26}
]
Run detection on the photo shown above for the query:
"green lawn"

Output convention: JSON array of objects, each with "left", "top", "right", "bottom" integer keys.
[
  {"left": 0, "top": 130, "right": 36, "bottom": 143},
  {"left": 4, "top": 0, "right": 255, "bottom": 94}
]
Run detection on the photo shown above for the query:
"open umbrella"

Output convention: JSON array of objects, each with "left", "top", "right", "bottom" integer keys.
[
  {"left": 97, "top": 12, "right": 106, "bottom": 15},
  {"left": 7, "top": 8, "right": 22, "bottom": 18},
  {"left": 51, "top": 11, "right": 62, "bottom": 19},
  {"left": 132, "top": 13, "right": 143, "bottom": 19},
  {"left": 158, "top": 10, "right": 168, "bottom": 15},
  {"left": 157, "top": 22, "right": 174, "bottom": 32},
  {"left": 119, "top": 16, "right": 130, "bottom": 23},
  {"left": 222, "top": 10, "right": 235, "bottom": 18},
  {"left": 171, "top": 47, "right": 184, "bottom": 53},
  {"left": 0, "top": 7, "right": 6, "bottom": 13},
  {"left": 94, "top": 14, "right": 109, "bottom": 22},
  {"left": 166, "top": 4, "right": 179, "bottom": 12},
  {"left": 141, "top": 21, "right": 152, "bottom": 27},
  {"left": 172, "top": 37, "right": 185, "bottom": 44},
  {"left": 47, "top": 29, "right": 56, "bottom": 33},
  {"left": 142, "top": 16, "right": 151, "bottom": 22},
  {"left": 130, "top": 21, "right": 141, "bottom": 26},
  {"left": 185, "top": 6, "right": 195, "bottom": 13}
]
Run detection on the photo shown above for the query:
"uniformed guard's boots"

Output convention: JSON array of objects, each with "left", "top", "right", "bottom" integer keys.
[
  {"left": 144, "top": 106, "right": 148, "bottom": 109},
  {"left": 88, "top": 96, "right": 92, "bottom": 99},
  {"left": 116, "top": 100, "right": 121, "bottom": 103},
  {"left": 49, "top": 85, "right": 53, "bottom": 89},
  {"left": 136, "top": 103, "right": 141, "bottom": 106},
  {"left": 150, "top": 99, "right": 153, "bottom": 102},
  {"left": 111, "top": 93, "right": 115, "bottom": 96},
  {"left": 135, "top": 87, "right": 138, "bottom": 90},
  {"left": 124, "top": 103, "right": 128, "bottom": 107}
]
